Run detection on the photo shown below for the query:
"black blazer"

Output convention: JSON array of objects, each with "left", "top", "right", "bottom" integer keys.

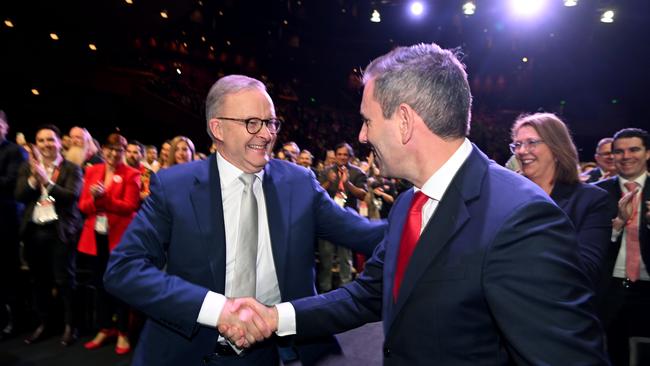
[
  {"left": 550, "top": 182, "right": 616, "bottom": 292},
  {"left": 0, "top": 140, "right": 27, "bottom": 222},
  {"left": 15, "top": 159, "right": 84, "bottom": 245}
]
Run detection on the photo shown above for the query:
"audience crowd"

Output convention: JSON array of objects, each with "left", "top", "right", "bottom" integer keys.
[{"left": 0, "top": 103, "right": 648, "bottom": 365}]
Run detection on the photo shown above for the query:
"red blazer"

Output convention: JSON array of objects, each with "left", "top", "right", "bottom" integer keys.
[{"left": 78, "top": 163, "right": 141, "bottom": 255}]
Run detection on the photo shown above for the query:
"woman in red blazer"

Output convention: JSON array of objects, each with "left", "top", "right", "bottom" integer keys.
[{"left": 77, "top": 133, "right": 140, "bottom": 355}]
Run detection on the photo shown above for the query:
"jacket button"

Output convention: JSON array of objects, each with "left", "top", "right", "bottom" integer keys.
[{"left": 383, "top": 345, "right": 390, "bottom": 357}]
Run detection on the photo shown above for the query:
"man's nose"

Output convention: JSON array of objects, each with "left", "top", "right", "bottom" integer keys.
[{"left": 358, "top": 124, "right": 368, "bottom": 143}]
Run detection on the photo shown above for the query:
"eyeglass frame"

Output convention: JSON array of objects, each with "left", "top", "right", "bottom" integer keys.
[
  {"left": 215, "top": 116, "right": 282, "bottom": 135},
  {"left": 509, "top": 139, "right": 545, "bottom": 154}
]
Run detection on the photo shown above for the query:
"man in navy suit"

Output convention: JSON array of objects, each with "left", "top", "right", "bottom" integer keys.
[
  {"left": 230, "top": 43, "right": 609, "bottom": 365},
  {"left": 103, "top": 75, "right": 385, "bottom": 365}
]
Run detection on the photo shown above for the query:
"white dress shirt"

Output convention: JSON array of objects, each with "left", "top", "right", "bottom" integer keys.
[
  {"left": 275, "top": 138, "right": 473, "bottom": 334},
  {"left": 196, "top": 152, "right": 286, "bottom": 328},
  {"left": 612, "top": 173, "right": 649, "bottom": 280}
]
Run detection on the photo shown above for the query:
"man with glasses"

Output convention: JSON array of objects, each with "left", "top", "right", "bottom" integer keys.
[
  {"left": 103, "top": 75, "right": 385, "bottom": 366},
  {"left": 583, "top": 137, "right": 618, "bottom": 183}
]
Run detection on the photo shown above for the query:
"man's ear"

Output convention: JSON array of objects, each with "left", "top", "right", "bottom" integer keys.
[
  {"left": 398, "top": 103, "right": 415, "bottom": 145},
  {"left": 209, "top": 118, "right": 223, "bottom": 141}
]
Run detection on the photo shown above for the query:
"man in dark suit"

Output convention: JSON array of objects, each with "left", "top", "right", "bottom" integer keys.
[
  {"left": 15, "top": 124, "right": 83, "bottom": 346},
  {"left": 230, "top": 43, "right": 609, "bottom": 365},
  {"left": 595, "top": 128, "right": 650, "bottom": 366},
  {"left": 103, "top": 75, "right": 385, "bottom": 365},
  {"left": 582, "top": 137, "right": 617, "bottom": 183},
  {"left": 0, "top": 111, "right": 27, "bottom": 339}
]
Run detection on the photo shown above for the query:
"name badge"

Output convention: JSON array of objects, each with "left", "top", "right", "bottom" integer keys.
[
  {"left": 95, "top": 214, "right": 109, "bottom": 234},
  {"left": 33, "top": 194, "right": 58, "bottom": 224}
]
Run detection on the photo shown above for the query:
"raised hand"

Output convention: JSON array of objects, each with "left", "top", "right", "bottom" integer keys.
[{"left": 217, "top": 298, "right": 277, "bottom": 348}]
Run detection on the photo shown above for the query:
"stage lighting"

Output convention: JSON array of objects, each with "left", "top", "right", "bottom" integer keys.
[
  {"left": 88, "top": 43, "right": 97, "bottom": 51},
  {"left": 124, "top": 0, "right": 133, "bottom": 5},
  {"left": 563, "top": 0, "right": 577, "bottom": 6},
  {"left": 522, "top": 57, "right": 528, "bottom": 63},
  {"left": 370, "top": 9, "right": 381, "bottom": 23},
  {"left": 600, "top": 10, "right": 614, "bottom": 23},
  {"left": 50, "top": 33, "right": 60, "bottom": 41},
  {"left": 510, "top": 0, "right": 546, "bottom": 17},
  {"left": 4, "top": 19, "right": 14, "bottom": 28},
  {"left": 463, "top": 2, "right": 476, "bottom": 15},
  {"left": 160, "top": 10, "right": 169, "bottom": 19},
  {"left": 31, "top": 89, "right": 40, "bottom": 96},
  {"left": 410, "top": 1, "right": 424, "bottom": 16}
]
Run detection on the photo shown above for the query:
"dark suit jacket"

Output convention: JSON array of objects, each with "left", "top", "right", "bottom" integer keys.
[
  {"left": 0, "top": 140, "right": 27, "bottom": 223},
  {"left": 292, "top": 145, "right": 608, "bottom": 365},
  {"left": 582, "top": 167, "right": 606, "bottom": 183},
  {"left": 15, "top": 159, "right": 83, "bottom": 245},
  {"left": 103, "top": 155, "right": 386, "bottom": 366},
  {"left": 595, "top": 175, "right": 650, "bottom": 324},
  {"left": 550, "top": 182, "right": 616, "bottom": 292}
]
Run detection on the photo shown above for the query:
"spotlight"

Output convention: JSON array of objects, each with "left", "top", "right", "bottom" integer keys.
[
  {"left": 600, "top": 10, "right": 614, "bottom": 23},
  {"left": 160, "top": 10, "right": 168, "bottom": 19},
  {"left": 88, "top": 43, "right": 97, "bottom": 51},
  {"left": 563, "top": 0, "right": 577, "bottom": 7},
  {"left": 124, "top": 0, "right": 133, "bottom": 4},
  {"left": 510, "top": 0, "right": 546, "bottom": 17},
  {"left": 370, "top": 9, "right": 381, "bottom": 23},
  {"left": 463, "top": 2, "right": 476, "bottom": 16},
  {"left": 4, "top": 19, "right": 14, "bottom": 28},
  {"left": 31, "top": 88, "right": 40, "bottom": 96},
  {"left": 410, "top": 1, "right": 424, "bottom": 16},
  {"left": 522, "top": 57, "right": 528, "bottom": 63},
  {"left": 50, "top": 33, "right": 60, "bottom": 41},
  {"left": 176, "top": 68, "right": 182, "bottom": 75}
]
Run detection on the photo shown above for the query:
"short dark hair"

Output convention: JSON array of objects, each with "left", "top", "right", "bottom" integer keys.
[
  {"left": 35, "top": 124, "right": 62, "bottom": 138},
  {"left": 334, "top": 142, "right": 354, "bottom": 158},
  {"left": 128, "top": 140, "right": 145, "bottom": 155},
  {"left": 613, "top": 128, "right": 649, "bottom": 149},
  {"left": 105, "top": 133, "right": 127, "bottom": 148}
]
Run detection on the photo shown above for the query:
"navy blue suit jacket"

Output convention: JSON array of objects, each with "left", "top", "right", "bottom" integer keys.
[
  {"left": 104, "top": 155, "right": 386, "bottom": 365},
  {"left": 550, "top": 182, "right": 616, "bottom": 292},
  {"left": 292, "top": 145, "right": 609, "bottom": 365}
]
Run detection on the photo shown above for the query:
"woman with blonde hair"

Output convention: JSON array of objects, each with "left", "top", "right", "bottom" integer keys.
[
  {"left": 510, "top": 113, "right": 616, "bottom": 292},
  {"left": 167, "top": 136, "right": 195, "bottom": 166}
]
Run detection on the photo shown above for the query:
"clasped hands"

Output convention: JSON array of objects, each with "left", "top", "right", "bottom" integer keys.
[{"left": 217, "top": 298, "right": 279, "bottom": 349}]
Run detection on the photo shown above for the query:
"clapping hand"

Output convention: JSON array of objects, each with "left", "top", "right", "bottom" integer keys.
[{"left": 217, "top": 298, "right": 278, "bottom": 348}]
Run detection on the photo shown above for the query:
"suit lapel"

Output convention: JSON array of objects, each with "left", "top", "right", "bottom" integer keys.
[
  {"left": 190, "top": 154, "right": 227, "bottom": 291},
  {"left": 386, "top": 145, "right": 485, "bottom": 330},
  {"left": 262, "top": 161, "right": 291, "bottom": 298}
]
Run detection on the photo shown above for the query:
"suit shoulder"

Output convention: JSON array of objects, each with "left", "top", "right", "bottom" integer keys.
[
  {"left": 268, "top": 159, "right": 313, "bottom": 181},
  {"left": 485, "top": 161, "right": 550, "bottom": 205},
  {"left": 156, "top": 159, "right": 207, "bottom": 183}
]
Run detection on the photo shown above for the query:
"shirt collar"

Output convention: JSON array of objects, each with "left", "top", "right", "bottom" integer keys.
[
  {"left": 619, "top": 172, "right": 647, "bottom": 191},
  {"left": 216, "top": 152, "right": 264, "bottom": 187},
  {"left": 417, "top": 138, "right": 472, "bottom": 201}
]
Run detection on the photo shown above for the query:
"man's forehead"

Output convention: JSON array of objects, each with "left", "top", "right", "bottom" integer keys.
[
  {"left": 613, "top": 137, "right": 644, "bottom": 149},
  {"left": 597, "top": 142, "right": 612, "bottom": 152}
]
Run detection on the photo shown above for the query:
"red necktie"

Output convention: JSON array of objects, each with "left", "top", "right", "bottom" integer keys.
[
  {"left": 393, "top": 191, "right": 429, "bottom": 301},
  {"left": 624, "top": 182, "right": 641, "bottom": 281}
]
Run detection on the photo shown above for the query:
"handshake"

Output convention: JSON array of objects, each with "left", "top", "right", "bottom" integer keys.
[{"left": 217, "top": 298, "right": 279, "bottom": 349}]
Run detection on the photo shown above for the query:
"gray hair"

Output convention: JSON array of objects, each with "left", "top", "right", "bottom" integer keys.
[
  {"left": 205, "top": 75, "right": 267, "bottom": 141},
  {"left": 362, "top": 43, "right": 472, "bottom": 139}
]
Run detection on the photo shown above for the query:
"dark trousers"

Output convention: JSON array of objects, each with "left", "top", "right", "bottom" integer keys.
[
  {"left": 603, "top": 278, "right": 650, "bottom": 366},
  {"left": 202, "top": 342, "right": 279, "bottom": 366},
  {"left": 0, "top": 208, "right": 22, "bottom": 329},
  {"left": 23, "top": 222, "right": 76, "bottom": 326},
  {"left": 94, "top": 234, "right": 129, "bottom": 332}
]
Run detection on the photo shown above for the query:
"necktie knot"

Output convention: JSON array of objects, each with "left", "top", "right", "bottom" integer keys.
[
  {"left": 624, "top": 181, "right": 640, "bottom": 193},
  {"left": 410, "top": 191, "right": 429, "bottom": 213},
  {"left": 239, "top": 173, "right": 256, "bottom": 188}
]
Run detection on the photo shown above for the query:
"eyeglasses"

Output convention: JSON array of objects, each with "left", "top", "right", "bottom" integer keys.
[
  {"left": 509, "top": 139, "right": 544, "bottom": 154},
  {"left": 216, "top": 116, "right": 282, "bottom": 134}
]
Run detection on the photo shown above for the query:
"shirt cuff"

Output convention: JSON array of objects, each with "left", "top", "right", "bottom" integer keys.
[
  {"left": 275, "top": 302, "right": 297, "bottom": 337},
  {"left": 197, "top": 291, "right": 226, "bottom": 328},
  {"left": 611, "top": 228, "right": 622, "bottom": 242}
]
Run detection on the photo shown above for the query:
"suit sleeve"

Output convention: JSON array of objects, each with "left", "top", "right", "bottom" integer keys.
[
  {"left": 104, "top": 172, "right": 208, "bottom": 337},
  {"left": 1, "top": 145, "right": 26, "bottom": 196},
  {"left": 483, "top": 200, "right": 608, "bottom": 365},
  {"left": 78, "top": 168, "right": 98, "bottom": 215},
  {"left": 14, "top": 162, "right": 39, "bottom": 203},
  {"left": 292, "top": 236, "right": 385, "bottom": 338},
  {"left": 311, "top": 171, "right": 386, "bottom": 256},
  {"left": 49, "top": 164, "right": 83, "bottom": 206},
  {"left": 574, "top": 188, "right": 617, "bottom": 292}
]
